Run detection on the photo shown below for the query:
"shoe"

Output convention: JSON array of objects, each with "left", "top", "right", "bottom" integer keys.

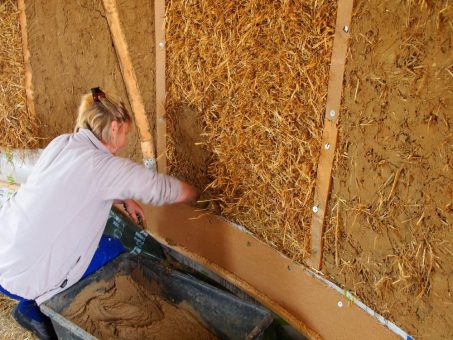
[{"left": 12, "top": 303, "right": 58, "bottom": 340}]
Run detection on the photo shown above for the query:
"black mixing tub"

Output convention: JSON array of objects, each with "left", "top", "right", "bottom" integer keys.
[{"left": 41, "top": 253, "right": 273, "bottom": 339}]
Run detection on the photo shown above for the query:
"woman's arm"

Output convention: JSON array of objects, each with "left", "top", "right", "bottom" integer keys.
[
  {"left": 113, "top": 181, "right": 198, "bottom": 226},
  {"left": 99, "top": 156, "right": 183, "bottom": 205}
]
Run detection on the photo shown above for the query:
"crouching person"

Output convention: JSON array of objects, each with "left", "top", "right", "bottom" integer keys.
[{"left": 0, "top": 88, "right": 198, "bottom": 339}]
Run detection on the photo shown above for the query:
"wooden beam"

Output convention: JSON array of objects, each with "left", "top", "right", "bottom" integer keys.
[
  {"left": 308, "top": 0, "right": 354, "bottom": 270},
  {"left": 102, "top": 0, "right": 157, "bottom": 170},
  {"left": 155, "top": 0, "right": 167, "bottom": 174},
  {"left": 18, "top": 0, "right": 36, "bottom": 120},
  {"left": 143, "top": 204, "right": 399, "bottom": 340}
]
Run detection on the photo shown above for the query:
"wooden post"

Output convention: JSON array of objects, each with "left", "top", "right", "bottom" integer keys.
[
  {"left": 155, "top": 0, "right": 167, "bottom": 174},
  {"left": 308, "top": 0, "right": 354, "bottom": 270},
  {"left": 18, "top": 0, "right": 36, "bottom": 120},
  {"left": 102, "top": 0, "right": 157, "bottom": 170}
]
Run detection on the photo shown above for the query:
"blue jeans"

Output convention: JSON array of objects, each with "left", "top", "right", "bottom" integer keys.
[{"left": 0, "top": 235, "right": 124, "bottom": 321}]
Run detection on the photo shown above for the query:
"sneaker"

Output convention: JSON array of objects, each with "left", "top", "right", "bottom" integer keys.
[{"left": 12, "top": 303, "right": 58, "bottom": 340}]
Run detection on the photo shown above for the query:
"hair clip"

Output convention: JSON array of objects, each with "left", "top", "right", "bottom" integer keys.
[{"left": 91, "top": 87, "right": 106, "bottom": 102}]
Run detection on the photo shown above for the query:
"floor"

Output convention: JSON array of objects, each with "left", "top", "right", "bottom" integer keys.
[{"left": 0, "top": 295, "right": 34, "bottom": 339}]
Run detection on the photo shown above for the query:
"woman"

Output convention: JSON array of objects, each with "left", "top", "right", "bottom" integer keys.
[{"left": 0, "top": 88, "right": 198, "bottom": 339}]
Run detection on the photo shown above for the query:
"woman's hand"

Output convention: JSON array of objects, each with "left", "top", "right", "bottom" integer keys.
[
  {"left": 123, "top": 199, "right": 145, "bottom": 226},
  {"left": 175, "top": 181, "right": 200, "bottom": 205}
]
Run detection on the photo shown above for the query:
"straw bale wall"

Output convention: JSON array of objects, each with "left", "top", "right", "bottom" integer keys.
[
  {"left": 166, "top": 0, "right": 337, "bottom": 261},
  {"left": 13, "top": 0, "right": 157, "bottom": 163},
  {"left": 167, "top": 0, "right": 453, "bottom": 337},
  {"left": 323, "top": 1, "right": 453, "bottom": 338}
]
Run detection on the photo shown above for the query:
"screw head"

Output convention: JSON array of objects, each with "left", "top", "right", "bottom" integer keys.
[
  {"left": 325, "top": 143, "right": 331, "bottom": 150},
  {"left": 312, "top": 205, "right": 319, "bottom": 213},
  {"left": 144, "top": 158, "right": 157, "bottom": 171},
  {"left": 329, "top": 110, "right": 336, "bottom": 118},
  {"left": 159, "top": 42, "right": 164, "bottom": 48},
  {"left": 343, "top": 25, "right": 349, "bottom": 33},
  {"left": 338, "top": 301, "right": 343, "bottom": 308}
]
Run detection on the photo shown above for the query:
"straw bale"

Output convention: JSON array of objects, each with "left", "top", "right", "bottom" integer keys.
[
  {"left": 0, "top": 0, "right": 38, "bottom": 149},
  {"left": 166, "top": 0, "right": 336, "bottom": 262}
]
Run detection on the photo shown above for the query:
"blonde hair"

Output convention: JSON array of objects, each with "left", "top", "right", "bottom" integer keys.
[{"left": 75, "top": 91, "right": 132, "bottom": 143}]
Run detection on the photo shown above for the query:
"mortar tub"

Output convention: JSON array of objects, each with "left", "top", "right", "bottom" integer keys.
[{"left": 41, "top": 253, "right": 273, "bottom": 339}]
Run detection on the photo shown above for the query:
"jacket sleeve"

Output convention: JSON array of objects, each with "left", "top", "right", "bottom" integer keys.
[{"left": 96, "top": 154, "right": 181, "bottom": 205}]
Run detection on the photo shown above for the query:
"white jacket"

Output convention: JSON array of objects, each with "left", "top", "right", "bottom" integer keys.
[{"left": 0, "top": 129, "right": 181, "bottom": 304}]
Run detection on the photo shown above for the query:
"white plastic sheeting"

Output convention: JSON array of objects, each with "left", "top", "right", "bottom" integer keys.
[
  {"left": 0, "top": 187, "right": 15, "bottom": 206},
  {"left": 0, "top": 148, "right": 41, "bottom": 207},
  {"left": 0, "top": 148, "right": 41, "bottom": 184}
]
